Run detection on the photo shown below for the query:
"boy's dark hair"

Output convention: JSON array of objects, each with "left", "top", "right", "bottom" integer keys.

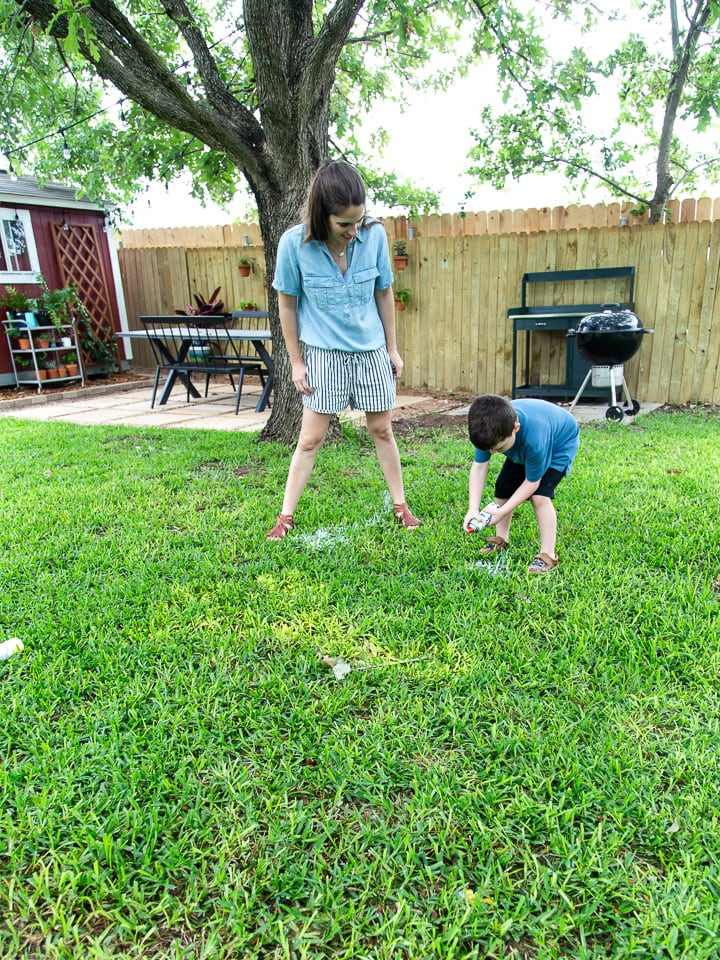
[
  {"left": 304, "top": 161, "right": 367, "bottom": 242},
  {"left": 468, "top": 394, "right": 518, "bottom": 450}
]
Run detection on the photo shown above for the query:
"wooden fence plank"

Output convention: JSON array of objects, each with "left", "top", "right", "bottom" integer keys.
[
  {"left": 698, "top": 220, "right": 720, "bottom": 402},
  {"left": 679, "top": 222, "right": 711, "bottom": 402}
]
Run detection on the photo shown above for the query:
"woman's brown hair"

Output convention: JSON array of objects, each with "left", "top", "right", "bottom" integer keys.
[{"left": 303, "top": 161, "right": 368, "bottom": 242}]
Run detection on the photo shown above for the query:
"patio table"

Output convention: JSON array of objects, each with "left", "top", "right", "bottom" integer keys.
[{"left": 116, "top": 317, "right": 273, "bottom": 413}]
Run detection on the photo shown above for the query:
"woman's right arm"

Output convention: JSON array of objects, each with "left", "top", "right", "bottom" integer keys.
[{"left": 278, "top": 292, "right": 313, "bottom": 395}]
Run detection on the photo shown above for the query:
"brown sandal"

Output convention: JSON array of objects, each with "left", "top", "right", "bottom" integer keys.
[
  {"left": 393, "top": 502, "right": 422, "bottom": 529},
  {"left": 267, "top": 513, "right": 295, "bottom": 540},
  {"left": 480, "top": 536, "right": 509, "bottom": 555},
  {"left": 527, "top": 552, "right": 558, "bottom": 574}
]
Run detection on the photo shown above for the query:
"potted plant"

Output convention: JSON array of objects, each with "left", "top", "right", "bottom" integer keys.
[
  {"left": 392, "top": 240, "right": 409, "bottom": 271},
  {"left": 6, "top": 322, "right": 31, "bottom": 350},
  {"left": 63, "top": 352, "right": 79, "bottom": 377},
  {"left": 0, "top": 285, "right": 32, "bottom": 319},
  {"left": 237, "top": 300, "right": 260, "bottom": 311},
  {"left": 175, "top": 286, "right": 226, "bottom": 318},
  {"left": 35, "top": 274, "right": 91, "bottom": 334},
  {"left": 238, "top": 257, "right": 252, "bottom": 277},
  {"left": 14, "top": 355, "right": 34, "bottom": 382},
  {"left": 394, "top": 287, "right": 411, "bottom": 311},
  {"left": 36, "top": 352, "right": 49, "bottom": 380}
]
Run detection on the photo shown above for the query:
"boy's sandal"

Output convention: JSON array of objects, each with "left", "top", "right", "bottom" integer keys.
[
  {"left": 527, "top": 553, "right": 558, "bottom": 574},
  {"left": 267, "top": 513, "right": 295, "bottom": 540},
  {"left": 393, "top": 502, "right": 422, "bottom": 529},
  {"left": 479, "top": 536, "right": 509, "bottom": 555}
]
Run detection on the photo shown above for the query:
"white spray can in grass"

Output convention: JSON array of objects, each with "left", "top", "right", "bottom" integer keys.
[{"left": 0, "top": 638, "right": 24, "bottom": 660}]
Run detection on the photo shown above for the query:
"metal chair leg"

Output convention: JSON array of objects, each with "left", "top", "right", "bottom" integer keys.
[{"left": 234, "top": 367, "right": 246, "bottom": 414}]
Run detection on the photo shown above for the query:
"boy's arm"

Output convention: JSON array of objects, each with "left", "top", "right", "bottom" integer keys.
[
  {"left": 485, "top": 477, "right": 540, "bottom": 525},
  {"left": 464, "top": 459, "right": 489, "bottom": 530}
]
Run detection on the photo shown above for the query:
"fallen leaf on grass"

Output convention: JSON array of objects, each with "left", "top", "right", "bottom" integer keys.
[
  {"left": 318, "top": 653, "right": 428, "bottom": 681},
  {"left": 319, "top": 655, "right": 352, "bottom": 680},
  {"left": 665, "top": 820, "right": 680, "bottom": 834}
]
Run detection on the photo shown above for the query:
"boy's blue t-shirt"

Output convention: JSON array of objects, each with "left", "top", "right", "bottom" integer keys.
[
  {"left": 473, "top": 399, "right": 580, "bottom": 481},
  {"left": 272, "top": 219, "right": 393, "bottom": 352}
]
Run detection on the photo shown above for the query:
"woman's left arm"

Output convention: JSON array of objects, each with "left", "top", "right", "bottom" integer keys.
[{"left": 375, "top": 286, "right": 403, "bottom": 379}]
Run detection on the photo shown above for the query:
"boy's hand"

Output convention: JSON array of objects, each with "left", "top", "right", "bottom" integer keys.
[
  {"left": 464, "top": 510, "right": 484, "bottom": 533},
  {"left": 464, "top": 503, "right": 499, "bottom": 533}
]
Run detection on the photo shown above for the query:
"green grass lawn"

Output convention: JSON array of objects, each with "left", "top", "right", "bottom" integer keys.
[{"left": 1, "top": 408, "right": 719, "bottom": 959}]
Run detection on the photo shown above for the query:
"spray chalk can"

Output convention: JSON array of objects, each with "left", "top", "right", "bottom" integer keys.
[{"left": 466, "top": 504, "right": 498, "bottom": 533}]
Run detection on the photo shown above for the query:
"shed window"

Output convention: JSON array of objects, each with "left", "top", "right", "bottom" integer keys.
[{"left": 0, "top": 209, "right": 40, "bottom": 282}]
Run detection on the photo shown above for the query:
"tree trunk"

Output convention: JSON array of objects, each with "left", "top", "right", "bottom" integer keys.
[{"left": 15, "top": 0, "right": 364, "bottom": 444}]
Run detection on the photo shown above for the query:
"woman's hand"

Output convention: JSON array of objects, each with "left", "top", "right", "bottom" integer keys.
[
  {"left": 291, "top": 361, "right": 314, "bottom": 395},
  {"left": 388, "top": 348, "right": 404, "bottom": 379}
]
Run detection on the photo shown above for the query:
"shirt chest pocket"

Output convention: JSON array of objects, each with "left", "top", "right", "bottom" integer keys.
[
  {"left": 304, "top": 275, "right": 344, "bottom": 311},
  {"left": 350, "top": 266, "right": 379, "bottom": 306}
]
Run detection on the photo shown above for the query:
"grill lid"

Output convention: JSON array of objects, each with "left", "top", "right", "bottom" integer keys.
[{"left": 568, "top": 302, "right": 652, "bottom": 365}]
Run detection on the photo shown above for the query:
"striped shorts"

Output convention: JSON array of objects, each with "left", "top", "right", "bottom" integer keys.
[{"left": 303, "top": 345, "right": 396, "bottom": 414}]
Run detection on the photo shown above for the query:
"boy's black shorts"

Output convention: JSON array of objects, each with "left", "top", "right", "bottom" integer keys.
[{"left": 494, "top": 460, "right": 567, "bottom": 500}]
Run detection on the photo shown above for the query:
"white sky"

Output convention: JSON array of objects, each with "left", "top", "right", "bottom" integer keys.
[
  {"left": 124, "top": 64, "right": 605, "bottom": 229},
  {"left": 121, "top": 5, "right": 715, "bottom": 229}
]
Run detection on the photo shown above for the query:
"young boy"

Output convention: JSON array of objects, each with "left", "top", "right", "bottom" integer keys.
[{"left": 465, "top": 395, "right": 580, "bottom": 574}]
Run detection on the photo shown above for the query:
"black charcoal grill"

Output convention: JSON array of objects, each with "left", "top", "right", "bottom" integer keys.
[{"left": 567, "top": 303, "right": 653, "bottom": 421}]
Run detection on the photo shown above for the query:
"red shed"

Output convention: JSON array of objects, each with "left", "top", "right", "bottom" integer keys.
[{"left": 0, "top": 172, "right": 129, "bottom": 387}]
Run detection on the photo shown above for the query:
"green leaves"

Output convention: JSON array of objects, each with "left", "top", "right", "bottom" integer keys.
[{"left": 467, "top": 1, "right": 720, "bottom": 217}]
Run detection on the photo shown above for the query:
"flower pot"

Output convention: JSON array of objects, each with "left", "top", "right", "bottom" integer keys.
[
  {"left": 65, "top": 363, "right": 79, "bottom": 377},
  {"left": 238, "top": 263, "right": 251, "bottom": 277},
  {"left": 57, "top": 366, "right": 68, "bottom": 378},
  {"left": 46, "top": 368, "right": 59, "bottom": 379},
  {"left": 38, "top": 369, "right": 49, "bottom": 380},
  {"left": 18, "top": 338, "right": 31, "bottom": 350},
  {"left": 393, "top": 255, "right": 409, "bottom": 271},
  {"left": 37, "top": 338, "right": 51, "bottom": 349},
  {"left": 394, "top": 299, "right": 407, "bottom": 311}
]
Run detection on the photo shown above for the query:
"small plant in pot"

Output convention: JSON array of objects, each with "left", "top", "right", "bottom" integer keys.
[
  {"left": 392, "top": 240, "right": 409, "bottom": 271},
  {"left": 394, "top": 287, "right": 411, "bottom": 311},
  {"left": 6, "top": 321, "right": 31, "bottom": 349},
  {"left": 14, "top": 355, "right": 34, "bottom": 381},
  {"left": 175, "top": 286, "right": 226, "bottom": 319},
  {"left": 35, "top": 273, "right": 92, "bottom": 334},
  {"left": 63, "top": 352, "right": 79, "bottom": 377},
  {"left": 238, "top": 257, "right": 252, "bottom": 277},
  {"left": 0, "top": 285, "right": 32, "bottom": 319}
]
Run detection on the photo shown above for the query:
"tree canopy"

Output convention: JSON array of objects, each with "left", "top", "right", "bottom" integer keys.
[{"left": 467, "top": 0, "right": 720, "bottom": 222}]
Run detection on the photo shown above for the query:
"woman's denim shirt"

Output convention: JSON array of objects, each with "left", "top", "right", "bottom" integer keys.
[{"left": 272, "top": 219, "right": 393, "bottom": 352}]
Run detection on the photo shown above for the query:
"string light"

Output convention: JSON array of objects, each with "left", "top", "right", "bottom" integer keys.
[
  {"left": 62, "top": 137, "right": 71, "bottom": 160},
  {"left": 9, "top": 163, "right": 17, "bottom": 182}
]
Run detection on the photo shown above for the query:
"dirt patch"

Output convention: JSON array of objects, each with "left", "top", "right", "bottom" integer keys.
[{"left": 392, "top": 411, "right": 469, "bottom": 439}]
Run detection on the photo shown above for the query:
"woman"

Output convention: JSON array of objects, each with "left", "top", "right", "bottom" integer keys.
[{"left": 267, "top": 160, "right": 421, "bottom": 540}]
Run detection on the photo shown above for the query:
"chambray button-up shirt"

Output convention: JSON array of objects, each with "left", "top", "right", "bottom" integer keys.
[{"left": 272, "top": 219, "right": 394, "bottom": 352}]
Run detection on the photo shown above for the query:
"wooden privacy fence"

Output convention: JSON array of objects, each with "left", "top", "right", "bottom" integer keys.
[
  {"left": 117, "top": 219, "right": 720, "bottom": 404},
  {"left": 118, "top": 196, "right": 720, "bottom": 247}
]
